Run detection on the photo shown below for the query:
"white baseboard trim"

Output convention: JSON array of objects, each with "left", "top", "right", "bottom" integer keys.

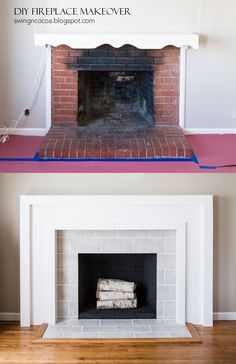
[
  {"left": 1, "top": 127, "right": 236, "bottom": 137},
  {"left": 0, "top": 128, "right": 46, "bottom": 136},
  {"left": 0, "top": 128, "right": 236, "bottom": 136},
  {"left": 0, "top": 312, "right": 20, "bottom": 321},
  {"left": 184, "top": 128, "right": 236, "bottom": 134},
  {"left": 213, "top": 312, "right": 236, "bottom": 320}
]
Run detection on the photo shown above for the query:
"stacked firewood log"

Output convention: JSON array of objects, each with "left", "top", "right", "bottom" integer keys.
[{"left": 96, "top": 279, "right": 137, "bottom": 309}]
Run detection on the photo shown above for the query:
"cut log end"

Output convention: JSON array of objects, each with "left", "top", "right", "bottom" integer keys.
[
  {"left": 97, "top": 299, "right": 137, "bottom": 310},
  {"left": 97, "top": 279, "right": 136, "bottom": 293}
]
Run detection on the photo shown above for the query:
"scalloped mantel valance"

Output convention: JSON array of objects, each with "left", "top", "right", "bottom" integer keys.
[{"left": 34, "top": 33, "right": 199, "bottom": 49}]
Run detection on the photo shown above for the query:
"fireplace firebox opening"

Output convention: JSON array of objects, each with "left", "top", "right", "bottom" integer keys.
[
  {"left": 78, "top": 254, "right": 157, "bottom": 319},
  {"left": 78, "top": 71, "right": 154, "bottom": 127}
]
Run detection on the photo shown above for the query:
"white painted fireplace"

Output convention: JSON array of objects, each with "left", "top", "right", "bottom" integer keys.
[{"left": 20, "top": 195, "right": 213, "bottom": 327}]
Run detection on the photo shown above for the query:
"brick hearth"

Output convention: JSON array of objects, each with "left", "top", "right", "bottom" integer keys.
[
  {"left": 37, "top": 126, "right": 192, "bottom": 160},
  {"left": 37, "top": 44, "right": 192, "bottom": 160}
]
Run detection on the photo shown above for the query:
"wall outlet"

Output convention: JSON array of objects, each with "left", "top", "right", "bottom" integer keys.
[
  {"left": 232, "top": 110, "right": 236, "bottom": 120},
  {"left": 24, "top": 109, "right": 30, "bottom": 116}
]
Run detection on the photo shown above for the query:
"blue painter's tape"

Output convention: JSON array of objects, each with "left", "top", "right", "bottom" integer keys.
[
  {"left": 199, "top": 166, "right": 217, "bottom": 170},
  {"left": 0, "top": 152, "right": 198, "bottom": 163}
]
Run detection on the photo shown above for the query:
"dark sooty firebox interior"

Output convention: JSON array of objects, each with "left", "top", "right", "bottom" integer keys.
[
  {"left": 78, "top": 254, "right": 157, "bottom": 319},
  {"left": 78, "top": 71, "right": 154, "bottom": 126}
]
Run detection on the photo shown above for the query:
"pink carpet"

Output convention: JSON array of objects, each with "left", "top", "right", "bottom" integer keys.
[
  {"left": 0, "top": 161, "right": 202, "bottom": 173},
  {"left": 187, "top": 134, "right": 236, "bottom": 167},
  {"left": 1, "top": 134, "right": 236, "bottom": 173},
  {"left": 0, "top": 135, "right": 43, "bottom": 158}
]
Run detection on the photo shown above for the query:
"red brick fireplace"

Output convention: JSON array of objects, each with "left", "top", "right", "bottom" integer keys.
[
  {"left": 51, "top": 45, "right": 180, "bottom": 126},
  {"left": 38, "top": 44, "right": 192, "bottom": 160}
]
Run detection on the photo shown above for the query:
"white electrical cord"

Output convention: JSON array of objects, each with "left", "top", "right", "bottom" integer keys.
[{"left": 0, "top": 47, "right": 49, "bottom": 143}]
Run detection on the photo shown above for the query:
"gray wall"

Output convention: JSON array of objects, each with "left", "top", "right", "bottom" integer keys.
[
  {"left": 0, "top": 173, "right": 236, "bottom": 315},
  {"left": 0, "top": 0, "right": 46, "bottom": 129},
  {"left": 0, "top": 0, "right": 236, "bottom": 130},
  {"left": 186, "top": 0, "right": 236, "bottom": 129}
]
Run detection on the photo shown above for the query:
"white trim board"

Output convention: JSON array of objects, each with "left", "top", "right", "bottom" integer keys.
[
  {"left": 213, "top": 312, "right": 236, "bottom": 321},
  {"left": 0, "top": 313, "right": 20, "bottom": 321},
  {"left": 184, "top": 128, "right": 236, "bottom": 135},
  {"left": 20, "top": 195, "right": 213, "bottom": 328},
  {"left": 45, "top": 46, "right": 52, "bottom": 133},
  {"left": 3, "top": 128, "right": 236, "bottom": 137},
  {"left": 35, "top": 33, "right": 199, "bottom": 49},
  {"left": 179, "top": 46, "right": 188, "bottom": 128},
  {"left": 0, "top": 128, "right": 46, "bottom": 137}
]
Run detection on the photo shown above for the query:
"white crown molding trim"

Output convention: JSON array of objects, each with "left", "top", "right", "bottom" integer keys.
[
  {"left": 0, "top": 313, "right": 20, "bottom": 321},
  {"left": 35, "top": 33, "right": 199, "bottom": 50},
  {"left": 0, "top": 128, "right": 46, "bottom": 137},
  {"left": 184, "top": 128, "right": 236, "bottom": 135},
  {"left": 213, "top": 312, "right": 236, "bottom": 321}
]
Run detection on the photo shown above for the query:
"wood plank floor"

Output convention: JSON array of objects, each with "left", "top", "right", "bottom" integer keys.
[{"left": 0, "top": 321, "right": 236, "bottom": 363}]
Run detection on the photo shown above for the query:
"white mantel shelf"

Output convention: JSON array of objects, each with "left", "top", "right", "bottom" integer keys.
[{"left": 35, "top": 33, "right": 199, "bottom": 49}]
